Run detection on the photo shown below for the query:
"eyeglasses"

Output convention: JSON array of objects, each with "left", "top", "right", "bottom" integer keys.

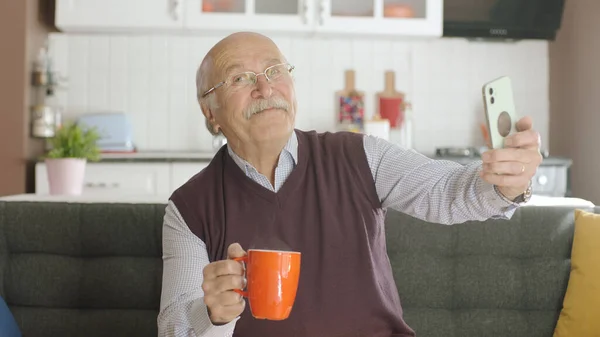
[{"left": 201, "top": 63, "right": 295, "bottom": 98}]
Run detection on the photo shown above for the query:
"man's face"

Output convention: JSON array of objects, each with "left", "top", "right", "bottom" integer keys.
[{"left": 204, "top": 37, "right": 297, "bottom": 145}]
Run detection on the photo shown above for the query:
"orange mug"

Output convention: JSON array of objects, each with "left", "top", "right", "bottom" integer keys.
[{"left": 233, "top": 249, "right": 301, "bottom": 320}]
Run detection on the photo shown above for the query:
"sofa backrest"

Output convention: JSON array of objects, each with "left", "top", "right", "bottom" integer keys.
[
  {"left": 1, "top": 201, "right": 597, "bottom": 337},
  {"left": 384, "top": 205, "right": 599, "bottom": 337},
  {"left": 0, "top": 201, "right": 165, "bottom": 337}
]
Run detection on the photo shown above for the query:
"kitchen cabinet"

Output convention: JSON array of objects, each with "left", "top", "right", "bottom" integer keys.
[
  {"left": 35, "top": 162, "right": 172, "bottom": 197},
  {"left": 35, "top": 161, "right": 209, "bottom": 198},
  {"left": 54, "top": 0, "right": 442, "bottom": 38},
  {"left": 318, "top": 0, "right": 442, "bottom": 36},
  {"left": 170, "top": 162, "right": 210, "bottom": 191},
  {"left": 55, "top": 0, "right": 183, "bottom": 32},
  {"left": 185, "top": 0, "right": 314, "bottom": 33}
]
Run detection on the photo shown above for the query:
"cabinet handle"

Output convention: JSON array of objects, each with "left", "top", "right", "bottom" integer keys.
[
  {"left": 84, "top": 182, "right": 120, "bottom": 188},
  {"left": 537, "top": 175, "right": 548, "bottom": 186},
  {"left": 170, "top": 0, "right": 180, "bottom": 20},
  {"left": 302, "top": 0, "right": 309, "bottom": 24},
  {"left": 319, "top": 0, "right": 327, "bottom": 25}
]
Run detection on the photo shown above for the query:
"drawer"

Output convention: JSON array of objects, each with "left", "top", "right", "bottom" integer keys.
[
  {"left": 36, "top": 162, "right": 171, "bottom": 196},
  {"left": 170, "top": 162, "right": 210, "bottom": 192}
]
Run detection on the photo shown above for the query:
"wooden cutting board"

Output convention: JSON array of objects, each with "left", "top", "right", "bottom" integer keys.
[
  {"left": 336, "top": 70, "right": 365, "bottom": 129},
  {"left": 376, "top": 70, "right": 406, "bottom": 128}
]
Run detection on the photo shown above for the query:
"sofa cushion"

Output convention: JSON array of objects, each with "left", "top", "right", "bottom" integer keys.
[
  {"left": 553, "top": 209, "right": 600, "bottom": 336},
  {"left": 0, "top": 296, "right": 21, "bottom": 337},
  {"left": 384, "top": 206, "right": 590, "bottom": 337},
  {"left": 0, "top": 201, "right": 165, "bottom": 337}
]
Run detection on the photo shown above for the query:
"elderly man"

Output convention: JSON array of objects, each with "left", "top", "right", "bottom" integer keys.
[{"left": 158, "top": 32, "right": 542, "bottom": 337}]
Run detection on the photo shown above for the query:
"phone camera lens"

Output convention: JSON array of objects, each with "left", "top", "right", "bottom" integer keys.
[
  {"left": 489, "top": 88, "right": 494, "bottom": 95},
  {"left": 491, "top": 97, "right": 495, "bottom": 104}
]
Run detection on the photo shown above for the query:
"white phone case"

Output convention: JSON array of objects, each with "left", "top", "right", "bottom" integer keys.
[{"left": 482, "top": 76, "right": 518, "bottom": 149}]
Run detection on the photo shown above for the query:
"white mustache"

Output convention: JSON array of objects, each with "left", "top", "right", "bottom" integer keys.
[{"left": 244, "top": 97, "right": 291, "bottom": 120}]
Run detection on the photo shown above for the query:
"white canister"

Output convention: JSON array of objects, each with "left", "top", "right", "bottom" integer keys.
[{"left": 363, "top": 118, "right": 391, "bottom": 141}]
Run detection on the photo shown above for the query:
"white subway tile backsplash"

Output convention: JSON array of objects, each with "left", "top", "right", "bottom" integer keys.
[
  {"left": 88, "top": 37, "right": 110, "bottom": 70},
  {"left": 48, "top": 32, "right": 550, "bottom": 154}
]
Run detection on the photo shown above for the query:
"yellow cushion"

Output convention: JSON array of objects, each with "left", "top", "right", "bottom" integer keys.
[{"left": 554, "top": 209, "right": 600, "bottom": 337}]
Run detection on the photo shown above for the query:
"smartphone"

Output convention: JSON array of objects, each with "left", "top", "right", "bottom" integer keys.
[{"left": 482, "top": 76, "right": 518, "bottom": 149}]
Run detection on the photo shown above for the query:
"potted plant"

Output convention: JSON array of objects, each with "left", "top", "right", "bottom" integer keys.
[{"left": 44, "top": 121, "right": 101, "bottom": 195}]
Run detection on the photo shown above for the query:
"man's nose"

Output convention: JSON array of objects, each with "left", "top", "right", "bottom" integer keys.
[{"left": 251, "top": 75, "right": 272, "bottom": 99}]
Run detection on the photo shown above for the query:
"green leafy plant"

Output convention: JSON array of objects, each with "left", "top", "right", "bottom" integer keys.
[{"left": 45, "top": 121, "right": 101, "bottom": 161}]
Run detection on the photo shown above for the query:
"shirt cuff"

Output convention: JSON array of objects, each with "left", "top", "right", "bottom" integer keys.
[
  {"left": 476, "top": 177, "right": 519, "bottom": 219},
  {"left": 191, "top": 297, "right": 238, "bottom": 337}
]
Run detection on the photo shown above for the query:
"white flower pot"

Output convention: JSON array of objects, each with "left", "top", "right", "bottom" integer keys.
[{"left": 45, "top": 158, "right": 87, "bottom": 195}]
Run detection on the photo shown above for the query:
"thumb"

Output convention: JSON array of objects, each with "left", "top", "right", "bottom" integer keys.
[{"left": 227, "top": 242, "right": 247, "bottom": 259}]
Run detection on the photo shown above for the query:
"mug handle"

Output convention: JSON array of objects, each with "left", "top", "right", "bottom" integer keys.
[{"left": 232, "top": 256, "right": 248, "bottom": 297}]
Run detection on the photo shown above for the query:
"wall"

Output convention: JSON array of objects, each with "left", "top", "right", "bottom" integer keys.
[
  {"left": 0, "top": 1, "right": 28, "bottom": 195},
  {"left": 47, "top": 33, "right": 550, "bottom": 155},
  {"left": 0, "top": 0, "right": 53, "bottom": 196},
  {"left": 549, "top": 0, "right": 600, "bottom": 203}
]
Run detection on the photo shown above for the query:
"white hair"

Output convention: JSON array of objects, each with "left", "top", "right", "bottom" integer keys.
[{"left": 196, "top": 60, "right": 222, "bottom": 136}]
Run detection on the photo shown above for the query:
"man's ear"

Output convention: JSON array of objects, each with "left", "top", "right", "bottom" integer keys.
[{"left": 200, "top": 100, "right": 221, "bottom": 134}]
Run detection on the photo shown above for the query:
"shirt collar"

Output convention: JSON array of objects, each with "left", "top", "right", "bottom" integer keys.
[{"left": 227, "top": 130, "right": 298, "bottom": 171}]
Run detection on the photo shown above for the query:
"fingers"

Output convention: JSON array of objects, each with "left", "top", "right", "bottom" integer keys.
[
  {"left": 202, "top": 274, "right": 246, "bottom": 294},
  {"left": 203, "top": 260, "right": 244, "bottom": 281},
  {"left": 482, "top": 148, "right": 539, "bottom": 164},
  {"left": 204, "top": 288, "right": 244, "bottom": 308},
  {"left": 227, "top": 243, "right": 247, "bottom": 259},
  {"left": 481, "top": 148, "right": 542, "bottom": 178},
  {"left": 503, "top": 129, "right": 540, "bottom": 149},
  {"left": 481, "top": 116, "right": 540, "bottom": 200},
  {"left": 482, "top": 162, "right": 526, "bottom": 176},
  {"left": 515, "top": 116, "right": 533, "bottom": 132},
  {"left": 204, "top": 292, "right": 246, "bottom": 324},
  {"left": 201, "top": 242, "right": 248, "bottom": 325},
  {"left": 202, "top": 269, "right": 246, "bottom": 324}
]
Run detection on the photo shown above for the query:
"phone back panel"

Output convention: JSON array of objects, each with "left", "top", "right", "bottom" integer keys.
[{"left": 482, "top": 76, "right": 518, "bottom": 149}]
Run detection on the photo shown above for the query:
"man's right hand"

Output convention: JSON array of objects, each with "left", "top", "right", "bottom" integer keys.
[{"left": 202, "top": 243, "right": 247, "bottom": 324}]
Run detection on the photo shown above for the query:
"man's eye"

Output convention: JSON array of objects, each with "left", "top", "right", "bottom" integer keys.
[{"left": 267, "top": 68, "right": 281, "bottom": 77}]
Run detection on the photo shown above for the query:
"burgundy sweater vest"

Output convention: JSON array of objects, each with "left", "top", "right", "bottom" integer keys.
[{"left": 170, "top": 130, "right": 415, "bottom": 337}]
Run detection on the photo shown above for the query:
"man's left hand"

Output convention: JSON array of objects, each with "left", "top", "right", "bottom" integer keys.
[{"left": 480, "top": 116, "right": 543, "bottom": 201}]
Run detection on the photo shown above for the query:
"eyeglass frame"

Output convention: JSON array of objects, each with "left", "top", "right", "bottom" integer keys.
[{"left": 200, "top": 62, "right": 295, "bottom": 99}]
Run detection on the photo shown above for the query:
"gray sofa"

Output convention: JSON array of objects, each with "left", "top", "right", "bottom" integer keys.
[{"left": 0, "top": 201, "right": 595, "bottom": 337}]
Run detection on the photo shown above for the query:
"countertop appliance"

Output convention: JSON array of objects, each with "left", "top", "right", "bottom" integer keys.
[
  {"left": 77, "top": 112, "right": 135, "bottom": 153},
  {"left": 443, "top": 0, "right": 565, "bottom": 40}
]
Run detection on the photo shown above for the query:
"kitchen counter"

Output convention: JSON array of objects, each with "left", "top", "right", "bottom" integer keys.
[
  {"left": 36, "top": 151, "right": 218, "bottom": 163},
  {"left": 430, "top": 155, "right": 572, "bottom": 167},
  {"left": 2, "top": 193, "right": 593, "bottom": 207},
  {"left": 35, "top": 150, "right": 573, "bottom": 166},
  {"left": 0, "top": 193, "right": 168, "bottom": 204}
]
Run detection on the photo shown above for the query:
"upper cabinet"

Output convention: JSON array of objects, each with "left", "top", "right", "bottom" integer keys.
[
  {"left": 55, "top": 0, "right": 442, "bottom": 38},
  {"left": 318, "top": 0, "right": 442, "bottom": 37},
  {"left": 55, "top": 0, "right": 184, "bottom": 32},
  {"left": 185, "top": 0, "right": 314, "bottom": 34}
]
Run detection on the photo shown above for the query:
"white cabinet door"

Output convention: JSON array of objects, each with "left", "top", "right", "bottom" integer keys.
[
  {"left": 316, "top": 0, "right": 442, "bottom": 37},
  {"left": 55, "top": 0, "right": 183, "bottom": 32},
  {"left": 36, "top": 162, "right": 171, "bottom": 196},
  {"left": 184, "top": 0, "right": 314, "bottom": 34},
  {"left": 170, "top": 162, "right": 210, "bottom": 192}
]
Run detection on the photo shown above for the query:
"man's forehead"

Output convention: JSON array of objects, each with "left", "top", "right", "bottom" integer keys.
[
  {"left": 212, "top": 42, "right": 283, "bottom": 68},
  {"left": 222, "top": 57, "right": 284, "bottom": 74}
]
